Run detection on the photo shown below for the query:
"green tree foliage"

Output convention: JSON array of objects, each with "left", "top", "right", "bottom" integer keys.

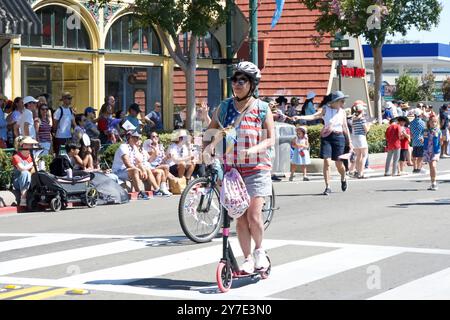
[
  {"left": 443, "top": 76, "right": 450, "bottom": 101},
  {"left": 418, "top": 73, "right": 435, "bottom": 102},
  {"left": 302, "top": 0, "right": 442, "bottom": 121},
  {"left": 394, "top": 74, "right": 420, "bottom": 102}
]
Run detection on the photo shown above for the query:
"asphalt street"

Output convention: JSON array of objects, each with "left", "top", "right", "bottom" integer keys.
[{"left": 1, "top": 158, "right": 450, "bottom": 301}]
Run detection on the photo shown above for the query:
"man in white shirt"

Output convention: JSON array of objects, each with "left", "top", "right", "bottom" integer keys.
[
  {"left": 17, "top": 96, "right": 38, "bottom": 139},
  {"left": 53, "top": 92, "right": 76, "bottom": 155}
]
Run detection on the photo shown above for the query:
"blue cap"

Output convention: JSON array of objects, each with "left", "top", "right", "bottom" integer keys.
[
  {"left": 329, "top": 91, "right": 349, "bottom": 104},
  {"left": 84, "top": 106, "right": 97, "bottom": 115}
]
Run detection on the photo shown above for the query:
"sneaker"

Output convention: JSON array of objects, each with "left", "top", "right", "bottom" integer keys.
[
  {"left": 341, "top": 179, "right": 348, "bottom": 192},
  {"left": 303, "top": 176, "right": 310, "bottom": 181},
  {"left": 153, "top": 189, "right": 167, "bottom": 197},
  {"left": 240, "top": 256, "right": 255, "bottom": 274},
  {"left": 137, "top": 191, "right": 150, "bottom": 200},
  {"left": 19, "top": 197, "right": 27, "bottom": 207},
  {"left": 271, "top": 175, "right": 282, "bottom": 182},
  {"left": 412, "top": 169, "right": 419, "bottom": 173},
  {"left": 289, "top": 174, "right": 294, "bottom": 182},
  {"left": 323, "top": 187, "right": 331, "bottom": 195},
  {"left": 161, "top": 189, "right": 173, "bottom": 196},
  {"left": 428, "top": 183, "right": 438, "bottom": 191},
  {"left": 253, "top": 248, "right": 270, "bottom": 270}
]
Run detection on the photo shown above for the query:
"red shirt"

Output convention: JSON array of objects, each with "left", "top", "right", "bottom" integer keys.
[
  {"left": 385, "top": 123, "right": 401, "bottom": 151},
  {"left": 400, "top": 127, "right": 411, "bottom": 150},
  {"left": 98, "top": 117, "right": 108, "bottom": 132},
  {"left": 12, "top": 152, "right": 33, "bottom": 169}
]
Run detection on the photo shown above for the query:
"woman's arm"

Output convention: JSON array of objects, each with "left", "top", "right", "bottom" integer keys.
[{"left": 293, "top": 109, "right": 323, "bottom": 121}]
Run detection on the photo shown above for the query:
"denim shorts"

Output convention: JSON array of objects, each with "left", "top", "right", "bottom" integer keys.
[
  {"left": 412, "top": 146, "right": 424, "bottom": 158},
  {"left": 242, "top": 170, "right": 272, "bottom": 198},
  {"left": 320, "top": 133, "right": 346, "bottom": 161}
]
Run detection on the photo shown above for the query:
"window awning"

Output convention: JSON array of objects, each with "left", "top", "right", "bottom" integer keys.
[{"left": 0, "top": 0, "right": 41, "bottom": 36}]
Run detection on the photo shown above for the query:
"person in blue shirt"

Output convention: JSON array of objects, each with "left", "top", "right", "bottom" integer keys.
[
  {"left": 382, "top": 102, "right": 394, "bottom": 122},
  {"left": 0, "top": 94, "right": 7, "bottom": 147},
  {"left": 410, "top": 108, "right": 426, "bottom": 173},
  {"left": 144, "top": 101, "right": 163, "bottom": 132}
]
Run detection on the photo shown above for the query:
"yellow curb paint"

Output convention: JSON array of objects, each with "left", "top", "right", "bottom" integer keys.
[
  {"left": 66, "top": 289, "right": 89, "bottom": 295},
  {"left": 0, "top": 286, "right": 50, "bottom": 299},
  {"left": 15, "top": 288, "right": 69, "bottom": 300},
  {"left": 4, "top": 284, "right": 22, "bottom": 290}
]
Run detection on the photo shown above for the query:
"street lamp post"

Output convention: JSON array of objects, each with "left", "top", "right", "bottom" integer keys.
[{"left": 249, "top": 0, "right": 258, "bottom": 95}]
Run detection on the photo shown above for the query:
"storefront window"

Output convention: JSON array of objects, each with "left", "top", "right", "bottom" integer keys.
[
  {"left": 180, "top": 32, "right": 222, "bottom": 59},
  {"left": 105, "top": 66, "right": 162, "bottom": 117},
  {"left": 22, "top": 62, "right": 91, "bottom": 112},
  {"left": 21, "top": 5, "right": 91, "bottom": 50},
  {"left": 106, "top": 15, "right": 161, "bottom": 54}
]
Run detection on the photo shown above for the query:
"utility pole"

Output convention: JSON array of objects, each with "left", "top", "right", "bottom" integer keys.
[
  {"left": 249, "top": 0, "right": 258, "bottom": 95},
  {"left": 226, "top": 0, "right": 233, "bottom": 97}
]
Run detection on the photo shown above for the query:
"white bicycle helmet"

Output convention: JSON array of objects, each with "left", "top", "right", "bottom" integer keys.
[{"left": 233, "top": 61, "right": 261, "bottom": 85}]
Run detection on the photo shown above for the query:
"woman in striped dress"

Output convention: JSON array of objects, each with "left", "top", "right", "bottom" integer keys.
[
  {"left": 350, "top": 100, "right": 371, "bottom": 179},
  {"left": 204, "top": 61, "right": 275, "bottom": 274}
]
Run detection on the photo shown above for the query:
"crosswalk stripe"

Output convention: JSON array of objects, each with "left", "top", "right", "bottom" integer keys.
[
  {"left": 15, "top": 288, "right": 69, "bottom": 300},
  {"left": 0, "top": 286, "right": 50, "bottom": 299},
  {"left": 0, "top": 240, "right": 151, "bottom": 276},
  {"left": 0, "top": 235, "right": 82, "bottom": 253},
  {"left": 57, "top": 239, "right": 287, "bottom": 286},
  {"left": 224, "top": 247, "right": 404, "bottom": 298},
  {"left": 368, "top": 267, "right": 450, "bottom": 300}
]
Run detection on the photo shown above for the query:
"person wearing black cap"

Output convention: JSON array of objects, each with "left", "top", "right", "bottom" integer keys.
[
  {"left": 126, "top": 103, "right": 142, "bottom": 133},
  {"left": 294, "top": 91, "right": 352, "bottom": 195}
]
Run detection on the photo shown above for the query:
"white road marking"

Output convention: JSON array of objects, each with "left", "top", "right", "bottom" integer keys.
[
  {"left": 0, "top": 235, "right": 82, "bottom": 253},
  {"left": 0, "top": 239, "right": 152, "bottom": 276},
  {"left": 368, "top": 267, "right": 450, "bottom": 300}
]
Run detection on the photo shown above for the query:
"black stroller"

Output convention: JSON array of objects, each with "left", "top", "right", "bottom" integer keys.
[{"left": 26, "top": 148, "right": 98, "bottom": 212}]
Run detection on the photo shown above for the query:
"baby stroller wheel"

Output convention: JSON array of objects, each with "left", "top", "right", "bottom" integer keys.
[
  {"left": 85, "top": 188, "right": 98, "bottom": 208},
  {"left": 216, "top": 261, "right": 233, "bottom": 293},
  {"left": 50, "top": 197, "right": 62, "bottom": 212}
]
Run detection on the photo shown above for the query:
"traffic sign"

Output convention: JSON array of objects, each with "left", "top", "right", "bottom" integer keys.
[
  {"left": 326, "top": 50, "right": 355, "bottom": 60},
  {"left": 330, "top": 39, "right": 349, "bottom": 48}
]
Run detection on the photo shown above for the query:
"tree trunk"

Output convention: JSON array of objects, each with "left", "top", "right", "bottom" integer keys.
[
  {"left": 185, "top": 34, "right": 198, "bottom": 131},
  {"left": 372, "top": 45, "right": 383, "bottom": 124}
]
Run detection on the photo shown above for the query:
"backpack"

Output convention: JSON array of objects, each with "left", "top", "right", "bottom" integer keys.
[
  {"left": 220, "top": 168, "right": 250, "bottom": 219},
  {"left": 49, "top": 155, "right": 73, "bottom": 177},
  {"left": 57, "top": 106, "right": 73, "bottom": 122}
]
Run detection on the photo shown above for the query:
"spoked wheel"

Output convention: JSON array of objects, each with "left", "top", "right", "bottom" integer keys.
[
  {"left": 178, "top": 178, "right": 223, "bottom": 243},
  {"left": 50, "top": 196, "right": 62, "bottom": 212},
  {"left": 262, "top": 185, "right": 276, "bottom": 230},
  {"left": 85, "top": 188, "right": 98, "bottom": 208},
  {"left": 216, "top": 261, "right": 233, "bottom": 293}
]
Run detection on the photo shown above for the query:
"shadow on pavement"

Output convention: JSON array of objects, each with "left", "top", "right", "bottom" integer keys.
[
  {"left": 394, "top": 198, "right": 450, "bottom": 208},
  {"left": 85, "top": 276, "right": 260, "bottom": 295},
  {"left": 375, "top": 189, "right": 421, "bottom": 192}
]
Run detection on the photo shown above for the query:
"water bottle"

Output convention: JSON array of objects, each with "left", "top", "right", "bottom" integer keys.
[{"left": 66, "top": 168, "right": 73, "bottom": 179}]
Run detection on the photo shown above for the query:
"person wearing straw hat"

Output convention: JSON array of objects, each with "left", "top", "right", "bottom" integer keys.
[
  {"left": 294, "top": 91, "right": 352, "bottom": 195},
  {"left": 12, "top": 136, "right": 39, "bottom": 206},
  {"left": 166, "top": 129, "right": 195, "bottom": 181}
]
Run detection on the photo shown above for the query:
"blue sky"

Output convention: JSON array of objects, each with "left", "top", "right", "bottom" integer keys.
[{"left": 389, "top": 1, "right": 450, "bottom": 44}]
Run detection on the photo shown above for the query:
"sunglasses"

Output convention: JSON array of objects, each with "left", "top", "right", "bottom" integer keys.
[
  {"left": 151, "top": 135, "right": 159, "bottom": 138},
  {"left": 231, "top": 76, "right": 249, "bottom": 86}
]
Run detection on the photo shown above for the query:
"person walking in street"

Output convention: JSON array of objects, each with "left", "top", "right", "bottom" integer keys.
[
  {"left": 203, "top": 61, "right": 274, "bottom": 274},
  {"left": 295, "top": 91, "right": 352, "bottom": 195},
  {"left": 422, "top": 115, "right": 442, "bottom": 190},
  {"left": 350, "top": 100, "right": 370, "bottom": 179},
  {"left": 289, "top": 126, "right": 310, "bottom": 181},
  {"left": 410, "top": 109, "right": 426, "bottom": 173},
  {"left": 398, "top": 116, "right": 411, "bottom": 175},
  {"left": 439, "top": 104, "right": 450, "bottom": 158},
  {"left": 384, "top": 118, "right": 402, "bottom": 176}
]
